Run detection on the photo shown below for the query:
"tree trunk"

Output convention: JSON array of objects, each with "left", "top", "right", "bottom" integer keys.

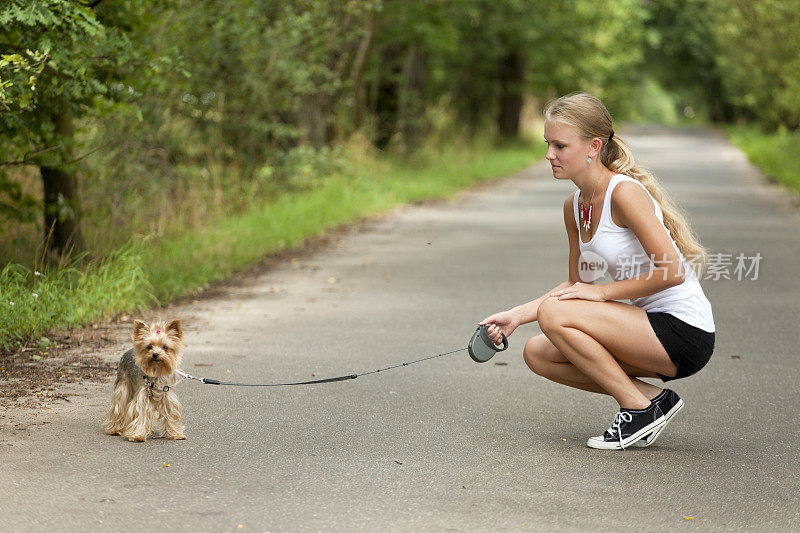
[
  {"left": 40, "top": 108, "right": 84, "bottom": 263},
  {"left": 298, "top": 95, "right": 328, "bottom": 148},
  {"left": 400, "top": 43, "right": 428, "bottom": 152},
  {"left": 462, "top": 79, "right": 483, "bottom": 137},
  {"left": 497, "top": 50, "right": 526, "bottom": 139},
  {"left": 704, "top": 76, "right": 735, "bottom": 123},
  {"left": 374, "top": 44, "right": 403, "bottom": 150},
  {"left": 351, "top": 9, "right": 376, "bottom": 131}
]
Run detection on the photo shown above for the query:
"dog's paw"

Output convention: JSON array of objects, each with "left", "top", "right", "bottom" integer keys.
[
  {"left": 167, "top": 433, "right": 187, "bottom": 440},
  {"left": 127, "top": 435, "right": 146, "bottom": 442}
]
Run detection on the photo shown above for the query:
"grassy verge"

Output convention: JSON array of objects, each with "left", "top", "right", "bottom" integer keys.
[
  {"left": 0, "top": 245, "right": 154, "bottom": 352},
  {"left": 0, "top": 135, "right": 542, "bottom": 351},
  {"left": 725, "top": 125, "right": 800, "bottom": 193}
]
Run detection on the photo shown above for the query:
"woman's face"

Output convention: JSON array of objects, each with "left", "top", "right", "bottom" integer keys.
[{"left": 543, "top": 120, "right": 590, "bottom": 180}]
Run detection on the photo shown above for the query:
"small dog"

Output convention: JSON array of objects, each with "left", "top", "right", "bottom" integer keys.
[{"left": 105, "top": 319, "right": 187, "bottom": 442}]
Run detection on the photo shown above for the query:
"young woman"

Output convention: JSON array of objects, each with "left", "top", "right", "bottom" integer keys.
[{"left": 480, "top": 92, "right": 715, "bottom": 450}]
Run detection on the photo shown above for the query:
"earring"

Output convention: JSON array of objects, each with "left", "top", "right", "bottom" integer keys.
[{"left": 587, "top": 157, "right": 592, "bottom": 163}]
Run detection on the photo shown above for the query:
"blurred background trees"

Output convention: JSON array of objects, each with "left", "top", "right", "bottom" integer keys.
[{"left": 2, "top": 0, "right": 799, "bottom": 266}]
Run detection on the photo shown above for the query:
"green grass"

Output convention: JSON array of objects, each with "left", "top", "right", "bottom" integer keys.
[
  {"left": 725, "top": 125, "right": 800, "bottom": 193},
  {"left": 0, "top": 245, "right": 154, "bottom": 351},
  {"left": 146, "top": 136, "right": 540, "bottom": 301},
  {"left": 0, "top": 135, "right": 542, "bottom": 351}
]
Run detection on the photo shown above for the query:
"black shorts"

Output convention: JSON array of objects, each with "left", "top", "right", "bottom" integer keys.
[{"left": 646, "top": 312, "right": 715, "bottom": 382}]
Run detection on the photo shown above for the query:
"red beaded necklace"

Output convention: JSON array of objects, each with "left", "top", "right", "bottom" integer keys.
[{"left": 579, "top": 177, "right": 601, "bottom": 233}]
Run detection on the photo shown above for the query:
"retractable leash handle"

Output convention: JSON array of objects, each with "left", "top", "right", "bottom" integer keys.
[{"left": 468, "top": 324, "right": 508, "bottom": 363}]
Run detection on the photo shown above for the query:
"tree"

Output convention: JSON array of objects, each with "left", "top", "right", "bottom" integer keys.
[
  {"left": 365, "top": 0, "right": 456, "bottom": 150},
  {"left": 154, "top": 0, "right": 379, "bottom": 167},
  {"left": 0, "top": 0, "right": 173, "bottom": 262},
  {"left": 643, "top": 0, "right": 734, "bottom": 122},
  {"left": 706, "top": 0, "right": 800, "bottom": 130}
]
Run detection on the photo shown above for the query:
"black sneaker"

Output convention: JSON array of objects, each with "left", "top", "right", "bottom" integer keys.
[
  {"left": 587, "top": 402, "right": 665, "bottom": 450},
  {"left": 632, "top": 389, "right": 684, "bottom": 447}
]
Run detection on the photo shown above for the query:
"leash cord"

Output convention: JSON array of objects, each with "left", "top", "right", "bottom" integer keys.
[{"left": 176, "top": 347, "right": 467, "bottom": 388}]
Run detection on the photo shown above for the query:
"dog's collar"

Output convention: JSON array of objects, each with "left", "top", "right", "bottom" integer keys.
[{"left": 143, "top": 374, "right": 171, "bottom": 397}]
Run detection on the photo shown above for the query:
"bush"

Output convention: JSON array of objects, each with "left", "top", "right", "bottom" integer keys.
[{"left": 726, "top": 125, "right": 800, "bottom": 193}]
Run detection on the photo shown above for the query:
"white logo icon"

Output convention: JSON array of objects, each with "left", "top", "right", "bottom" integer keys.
[{"left": 578, "top": 250, "right": 608, "bottom": 283}]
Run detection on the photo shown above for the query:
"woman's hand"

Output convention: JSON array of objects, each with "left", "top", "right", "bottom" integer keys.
[
  {"left": 478, "top": 311, "right": 519, "bottom": 345},
  {"left": 549, "top": 282, "right": 607, "bottom": 302}
]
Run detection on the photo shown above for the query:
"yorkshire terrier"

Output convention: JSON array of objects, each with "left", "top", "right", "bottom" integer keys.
[{"left": 105, "top": 319, "right": 187, "bottom": 442}]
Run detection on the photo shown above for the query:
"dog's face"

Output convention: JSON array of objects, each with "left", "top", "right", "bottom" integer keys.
[{"left": 133, "top": 319, "right": 183, "bottom": 377}]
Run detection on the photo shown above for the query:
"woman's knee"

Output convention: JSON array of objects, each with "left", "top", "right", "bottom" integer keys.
[
  {"left": 523, "top": 335, "right": 553, "bottom": 377},
  {"left": 536, "top": 297, "right": 561, "bottom": 334}
]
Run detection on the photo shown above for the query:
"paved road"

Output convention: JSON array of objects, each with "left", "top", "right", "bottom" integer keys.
[{"left": 2, "top": 125, "right": 799, "bottom": 531}]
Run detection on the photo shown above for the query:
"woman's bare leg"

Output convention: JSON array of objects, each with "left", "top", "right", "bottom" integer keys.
[
  {"left": 523, "top": 333, "right": 664, "bottom": 400},
  {"left": 533, "top": 298, "right": 677, "bottom": 409}
]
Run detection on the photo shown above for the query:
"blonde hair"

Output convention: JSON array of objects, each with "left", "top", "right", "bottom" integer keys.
[{"left": 544, "top": 92, "right": 707, "bottom": 274}]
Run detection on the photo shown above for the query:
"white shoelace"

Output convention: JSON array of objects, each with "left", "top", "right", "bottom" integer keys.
[{"left": 607, "top": 411, "right": 633, "bottom": 450}]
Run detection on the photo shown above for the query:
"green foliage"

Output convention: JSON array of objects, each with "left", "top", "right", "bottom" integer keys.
[
  {"left": 0, "top": 49, "right": 48, "bottom": 111},
  {"left": 0, "top": 137, "right": 537, "bottom": 349},
  {"left": 642, "top": 0, "right": 727, "bottom": 121},
  {"left": 0, "top": 241, "right": 153, "bottom": 351},
  {"left": 0, "top": 0, "right": 103, "bottom": 225},
  {"left": 527, "top": 0, "right": 648, "bottom": 117},
  {"left": 726, "top": 125, "right": 800, "bottom": 193},
  {"left": 627, "top": 78, "right": 685, "bottom": 125},
  {"left": 409, "top": 0, "right": 649, "bottom": 131},
  {"left": 275, "top": 146, "right": 348, "bottom": 191},
  {"left": 0, "top": 171, "right": 38, "bottom": 226},
  {"left": 152, "top": 0, "right": 377, "bottom": 167},
  {"left": 643, "top": 0, "right": 800, "bottom": 130},
  {"left": 1, "top": 0, "right": 115, "bottom": 158},
  {"left": 0, "top": 0, "right": 183, "bottom": 232},
  {"left": 706, "top": 0, "right": 800, "bottom": 130}
]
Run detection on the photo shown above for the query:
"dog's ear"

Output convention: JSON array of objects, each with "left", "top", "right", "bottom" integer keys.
[
  {"left": 165, "top": 319, "right": 183, "bottom": 341},
  {"left": 134, "top": 320, "right": 149, "bottom": 341}
]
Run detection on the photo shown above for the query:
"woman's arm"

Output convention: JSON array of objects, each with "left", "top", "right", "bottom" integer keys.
[
  {"left": 551, "top": 181, "right": 685, "bottom": 302},
  {"left": 601, "top": 181, "right": 685, "bottom": 299},
  {"left": 479, "top": 279, "right": 571, "bottom": 342},
  {"left": 503, "top": 280, "right": 573, "bottom": 325},
  {"left": 479, "top": 194, "right": 580, "bottom": 340}
]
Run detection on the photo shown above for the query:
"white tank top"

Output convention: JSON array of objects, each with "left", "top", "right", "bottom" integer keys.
[{"left": 573, "top": 174, "right": 715, "bottom": 333}]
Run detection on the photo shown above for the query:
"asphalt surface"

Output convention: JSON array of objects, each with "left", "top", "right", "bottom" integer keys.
[{"left": 2, "top": 125, "right": 799, "bottom": 532}]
